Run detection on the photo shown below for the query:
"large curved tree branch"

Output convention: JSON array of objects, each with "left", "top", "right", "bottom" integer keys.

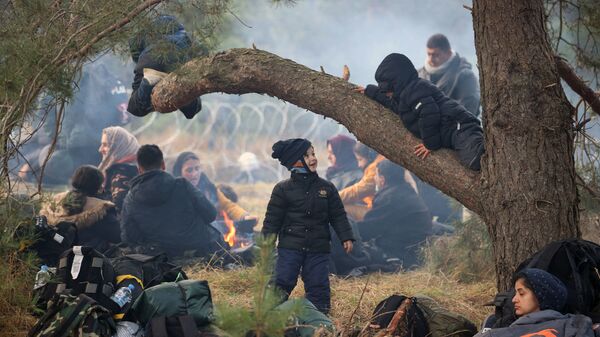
[{"left": 152, "top": 48, "right": 484, "bottom": 213}]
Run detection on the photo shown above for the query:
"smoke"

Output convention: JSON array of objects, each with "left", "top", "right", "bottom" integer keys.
[{"left": 222, "top": 0, "right": 476, "bottom": 86}]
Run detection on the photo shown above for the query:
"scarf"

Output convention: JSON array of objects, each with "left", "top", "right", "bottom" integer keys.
[
  {"left": 423, "top": 50, "right": 456, "bottom": 75},
  {"left": 98, "top": 126, "right": 140, "bottom": 173}
]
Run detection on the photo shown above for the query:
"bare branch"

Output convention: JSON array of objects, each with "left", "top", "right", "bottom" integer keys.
[
  {"left": 555, "top": 55, "right": 600, "bottom": 115},
  {"left": 67, "top": 0, "right": 164, "bottom": 62}
]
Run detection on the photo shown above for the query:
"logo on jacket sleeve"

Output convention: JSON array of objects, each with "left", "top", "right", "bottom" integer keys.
[{"left": 318, "top": 189, "right": 328, "bottom": 198}]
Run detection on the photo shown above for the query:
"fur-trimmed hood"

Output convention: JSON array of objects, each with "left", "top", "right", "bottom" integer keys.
[{"left": 40, "top": 191, "right": 116, "bottom": 229}]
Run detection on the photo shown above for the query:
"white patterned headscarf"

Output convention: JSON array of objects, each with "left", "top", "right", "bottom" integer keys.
[{"left": 98, "top": 126, "right": 140, "bottom": 173}]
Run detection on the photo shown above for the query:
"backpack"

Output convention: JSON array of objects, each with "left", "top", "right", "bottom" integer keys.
[
  {"left": 367, "top": 294, "right": 429, "bottom": 337},
  {"left": 491, "top": 239, "right": 600, "bottom": 327},
  {"left": 145, "top": 315, "right": 220, "bottom": 337},
  {"left": 413, "top": 295, "right": 477, "bottom": 337},
  {"left": 56, "top": 246, "right": 119, "bottom": 313},
  {"left": 27, "top": 293, "right": 116, "bottom": 337},
  {"left": 17, "top": 216, "right": 78, "bottom": 267},
  {"left": 132, "top": 280, "right": 215, "bottom": 330},
  {"left": 111, "top": 253, "right": 187, "bottom": 289},
  {"left": 110, "top": 253, "right": 188, "bottom": 320}
]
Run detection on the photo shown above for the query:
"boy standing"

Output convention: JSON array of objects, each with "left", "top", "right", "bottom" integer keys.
[
  {"left": 356, "top": 53, "right": 484, "bottom": 171},
  {"left": 262, "top": 138, "right": 354, "bottom": 314}
]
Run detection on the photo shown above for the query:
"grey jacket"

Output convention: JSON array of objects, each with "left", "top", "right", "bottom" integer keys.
[
  {"left": 474, "top": 310, "right": 597, "bottom": 337},
  {"left": 418, "top": 53, "right": 481, "bottom": 116}
]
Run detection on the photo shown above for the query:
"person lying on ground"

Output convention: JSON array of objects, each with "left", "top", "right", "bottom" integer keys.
[
  {"left": 325, "top": 134, "right": 363, "bottom": 191},
  {"left": 39, "top": 165, "right": 121, "bottom": 253},
  {"left": 475, "top": 268, "right": 599, "bottom": 337},
  {"left": 121, "top": 145, "right": 220, "bottom": 258},
  {"left": 262, "top": 138, "right": 355, "bottom": 314},
  {"left": 98, "top": 126, "right": 139, "bottom": 214},
  {"left": 127, "top": 15, "right": 205, "bottom": 119},
  {"left": 355, "top": 53, "right": 484, "bottom": 171},
  {"left": 172, "top": 151, "right": 255, "bottom": 222},
  {"left": 357, "top": 160, "right": 432, "bottom": 269}
]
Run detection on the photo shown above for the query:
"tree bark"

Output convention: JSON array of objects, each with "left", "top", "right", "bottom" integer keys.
[
  {"left": 473, "top": 0, "right": 579, "bottom": 289},
  {"left": 152, "top": 48, "right": 484, "bottom": 214}
]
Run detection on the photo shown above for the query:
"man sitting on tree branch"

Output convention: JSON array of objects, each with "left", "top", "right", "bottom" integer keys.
[
  {"left": 356, "top": 53, "right": 484, "bottom": 171},
  {"left": 127, "top": 15, "right": 205, "bottom": 120}
]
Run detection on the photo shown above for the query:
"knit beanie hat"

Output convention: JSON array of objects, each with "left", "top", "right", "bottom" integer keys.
[
  {"left": 514, "top": 268, "right": 567, "bottom": 312},
  {"left": 271, "top": 138, "right": 312, "bottom": 170}
]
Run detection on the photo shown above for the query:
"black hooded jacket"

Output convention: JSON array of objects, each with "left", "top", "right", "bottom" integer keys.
[
  {"left": 365, "top": 53, "right": 480, "bottom": 150},
  {"left": 357, "top": 182, "right": 432, "bottom": 267},
  {"left": 121, "top": 170, "right": 217, "bottom": 256},
  {"left": 127, "top": 16, "right": 207, "bottom": 117},
  {"left": 262, "top": 172, "right": 355, "bottom": 253}
]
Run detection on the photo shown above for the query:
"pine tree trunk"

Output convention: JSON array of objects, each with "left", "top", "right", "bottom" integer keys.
[{"left": 473, "top": 0, "right": 580, "bottom": 290}]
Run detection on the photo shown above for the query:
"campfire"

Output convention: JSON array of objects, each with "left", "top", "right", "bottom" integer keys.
[{"left": 221, "top": 211, "right": 254, "bottom": 251}]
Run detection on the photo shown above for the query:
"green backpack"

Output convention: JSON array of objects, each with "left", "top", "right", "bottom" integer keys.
[
  {"left": 413, "top": 295, "right": 477, "bottom": 337},
  {"left": 28, "top": 294, "right": 116, "bottom": 337},
  {"left": 132, "top": 279, "right": 215, "bottom": 329}
]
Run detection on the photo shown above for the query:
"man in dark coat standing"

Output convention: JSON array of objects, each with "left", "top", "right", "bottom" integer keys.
[
  {"left": 121, "top": 144, "right": 219, "bottom": 257},
  {"left": 418, "top": 34, "right": 481, "bottom": 117},
  {"left": 357, "top": 160, "right": 432, "bottom": 269}
]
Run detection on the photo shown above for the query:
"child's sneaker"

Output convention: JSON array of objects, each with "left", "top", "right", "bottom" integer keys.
[{"left": 143, "top": 68, "right": 167, "bottom": 86}]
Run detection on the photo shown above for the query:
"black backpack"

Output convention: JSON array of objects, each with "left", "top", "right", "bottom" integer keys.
[
  {"left": 55, "top": 246, "right": 119, "bottom": 313},
  {"left": 18, "top": 216, "right": 78, "bottom": 267},
  {"left": 110, "top": 253, "right": 188, "bottom": 320},
  {"left": 368, "top": 294, "right": 429, "bottom": 337},
  {"left": 111, "top": 253, "right": 187, "bottom": 289},
  {"left": 491, "top": 239, "right": 600, "bottom": 327}
]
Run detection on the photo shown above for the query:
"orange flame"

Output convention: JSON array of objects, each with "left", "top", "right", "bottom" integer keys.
[{"left": 222, "top": 211, "right": 236, "bottom": 247}]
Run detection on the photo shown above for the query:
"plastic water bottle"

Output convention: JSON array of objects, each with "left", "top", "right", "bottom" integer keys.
[
  {"left": 33, "top": 265, "right": 51, "bottom": 290},
  {"left": 110, "top": 284, "right": 135, "bottom": 308}
]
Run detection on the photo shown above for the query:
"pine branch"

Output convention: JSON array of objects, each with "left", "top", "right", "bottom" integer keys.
[{"left": 555, "top": 55, "right": 600, "bottom": 115}]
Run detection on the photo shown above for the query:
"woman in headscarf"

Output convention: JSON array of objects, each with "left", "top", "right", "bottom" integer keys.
[
  {"left": 172, "top": 151, "right": 251, "bottom": 221},
  {"left": 40, "top": 165, "right": 120, "bottom": 253},
  {"left": 98, "top": 126, "right": 139, "bottom": 213},
  {"left": 325, "top": 135, "right": 363, "bottom": 191}
]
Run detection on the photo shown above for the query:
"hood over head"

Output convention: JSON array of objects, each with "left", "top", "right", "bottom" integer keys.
[{"left": 375, "top": 53, "right": 419, "bottom": 94}]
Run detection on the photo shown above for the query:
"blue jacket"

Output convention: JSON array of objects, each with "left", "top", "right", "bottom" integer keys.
[{"left": 474, "top": 310, "right": 598, "bottom": 337}]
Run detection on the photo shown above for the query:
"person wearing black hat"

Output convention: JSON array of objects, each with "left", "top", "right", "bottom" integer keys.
[
  {"left": 474, "top": 268, "right": 598, "bottom": 337},
  {"left": 262, "top": 138, "right": 355, "bottom": 314},
  {"left": 354, "top": 53, "right": 484, "bottom": 171}
]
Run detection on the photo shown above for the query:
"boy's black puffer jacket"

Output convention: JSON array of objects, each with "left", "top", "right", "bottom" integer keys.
[
  {"left": 262, "top": 172, "right": 355, "bottom": 253},
  {"left": 365, "top": 53, "right": 480, "bottom": 150}
]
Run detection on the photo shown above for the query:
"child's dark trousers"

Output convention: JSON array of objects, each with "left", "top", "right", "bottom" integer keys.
[{"left": 274, "top": 248, "right": 331, "bottom": 314}]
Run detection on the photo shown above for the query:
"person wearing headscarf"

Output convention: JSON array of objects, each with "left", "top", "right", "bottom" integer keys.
[
  {"left": 40, "top": 165, "right": 121, "bottom": 253},
  {"left": 262, "top": 138, "right": 354, "bottom": 314},
  {"left": 98, "top": 126, "right": 140, "bottom": 213},
  {"left": 474, "top": 268, "right": 598, "bottom": 337},
  {"left": 325, "top": 135, "right": 363, "bottom": 190},
  {"left": 172, "top": 151, "right": 250, "bottom": 221}
]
